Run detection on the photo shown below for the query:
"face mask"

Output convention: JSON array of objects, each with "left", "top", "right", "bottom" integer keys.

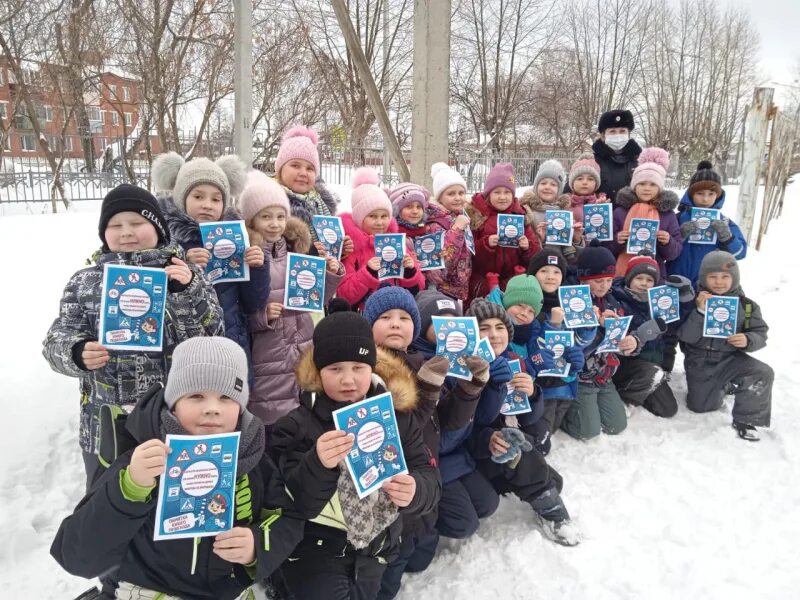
[{"left": 605, "top": 133, "right": 629, "bottom": 151}]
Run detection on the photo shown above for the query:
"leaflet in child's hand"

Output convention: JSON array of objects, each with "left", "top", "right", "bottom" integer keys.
[
  {"left": 689, "top": 208, "right": 720, "bottom": 245},
  {"left": 374, "top": 233, "right": 406, "bottom": 281},
  {"left": 703, "top": 295, "right": 739, "bottom": 338},
  {"left": 627, "top": 218, "right": 659, "bottom": 255},
  {"left": 413, "top": 231, "right": 445, "bottom": 271},
  {"left": 596, "top": 315, "right": 633, "bottom": 353},
  {"left": 537, "top": 331, "right": 573, "bottom": 377},
  {"left": 473, "top": 337, "right": 496, "bottom": 362},
  {"left": 501, "top": 359, "right": 532, "bottom": 415},
  {"left": 283, "top": 253, "right": 327, "bottom": 313},
  {"left": 648, "top": 285, "right": 680, "bottom": 323},
  {"left": 584, "top": 204, "right": 613, "bottom": 242},
  {"left": 432, "top": 316, "right": 479, "bottom": 380},
  {"left": 497, "top": 214, "right": 525, "bottom": 247},
  {"left": 463, "top": 210, "right": 476, "bottom": 255},
  {"left": 198, "top": 221, "right": 251, "bottom": 283},
  {"left": 558, "top": 285, "right": 599, "bottom": 328},
  {"left": 545, "top": 210, "right": 574, "bottom": 246},
  {"left": 312, "top": 215, "right": 345, "bottom": 260}
]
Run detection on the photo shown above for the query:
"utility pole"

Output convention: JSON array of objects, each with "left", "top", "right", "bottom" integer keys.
[
  {"left": 234, "top": 0, "right": 253, "bottom": 165},
  {"left": 382, "top": 0, "right": 392, "bottom": 185}
]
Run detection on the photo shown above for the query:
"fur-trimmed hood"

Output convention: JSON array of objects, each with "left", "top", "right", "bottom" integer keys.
[
  {"left": 251, "top": 215, "right": 311, "bottom": 253},
  {"left": 294, "top": 346, "right": 418, "bottom": 414},
  {"left": 615, "top": 186, "right": 679, "bottom": 213},
  {"left": 465, "top": 192, "right": 524, "bottom": 231},
  {"left": 519, "top": 190, "right": 571, "bottom": 212},
  {"left": 157, "top": 195, "right": 244, "bottom": 248}
]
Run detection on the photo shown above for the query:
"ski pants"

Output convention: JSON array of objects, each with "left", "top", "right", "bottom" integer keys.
[
  {"left": 562, "top": 381, "right": 627, "bottom": 439},
  {"left": 613, "top": 357, "right": 678, "bottom": 418}
]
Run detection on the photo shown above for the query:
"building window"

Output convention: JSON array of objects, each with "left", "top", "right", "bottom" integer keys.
[
  {"left": 2, "top": 134, "right": 9, "bottom": 151},
  {"left": 21, "top": 134, "right": 36, "bottom": 151},
  {"left": 124, "top": 112, "right": 132, "bottom": 127},
  {"left": 0, "top": 69, "right": 4, "bottom": 86},
  {"left": 109, "top": 84, "right": 117, "bottom": 98},
  {"left": 123, "top": 86, "right": 130, "bottom": 101},
  {"left": 97, "top": 136, "right": 108, "bottom": 150},
  {"left": 0, "top": 102, "right": 7, "bottom": 120},
  {"left": 22, "top": 69, "right": 35, "bottom": 85},
  {"left": 87, "top": 106, "right": 101, "bottom": 122},
  {"left": 44, "top": 105, "right": 53, "bottom": 122},
  {"left": 110, "top": 111, "right": 118, "bottom": 126},
  {"left": 64, "top": 136, "right": 73, "bottom": 152}
]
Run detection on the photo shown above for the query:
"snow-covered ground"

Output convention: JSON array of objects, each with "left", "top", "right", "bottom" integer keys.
[{"left": 0, "top": 182, "right": 797, "bottom": 599}]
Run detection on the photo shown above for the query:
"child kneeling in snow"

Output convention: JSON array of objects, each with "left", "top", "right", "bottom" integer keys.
[{"left": 51, "top": 337, "right": 303, "bottom": 599}]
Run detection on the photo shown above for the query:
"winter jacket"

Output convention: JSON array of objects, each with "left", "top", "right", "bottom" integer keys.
[
  {"left": 424, "top": 202, "right": 472, "bottom": 301},
  {"left": 466, "top": 193, "right": 540, "bottom": 305},
  {"left": 282, "top": 179, "right": 340, "bottom": 242},
  {"left": 249, "top": 217, "right": 343, "bottom": 426},
  {"left": 337, "top": 212, "right": 427, "bottom": 310},
  {"left": 604, "top": 186, "right": 683, "bottom": 281},
  {"left": 42, "top": 244, "right": 223, "bottom": 453},
  {"left": 50, "top": 385, "right": 303, "bottom": 600},
  {"left": 592, "top": 138, "right": 642, "bottom": 201},
  {"left": 609, "top": 278, "right": 667, "bottom": 365},
  {"left": 579, "top": 291, "right": 626, "bottom": 386},
  {"left": 269, "top": 347, "right": 441, "bottom": 560},
  {"left": 668, "top": 190, "right": 747, "bottom": 287},
  {"left": 519, "top": 190, "right": 585, "bottom": 267},
  {"left": 159, "top": 197, "right": 270, "bottom": 384}
]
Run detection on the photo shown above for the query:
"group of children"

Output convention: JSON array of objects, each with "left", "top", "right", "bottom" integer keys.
[{"left": 43, "top": 124, "right": 773, "bottom": 600}]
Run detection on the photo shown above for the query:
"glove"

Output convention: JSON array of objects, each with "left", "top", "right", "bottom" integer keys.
[
  {"left": 633, "top": 318, "right": 667, "bottom": 345},
  {"left": 666, "top": 274, "right": 695, "bottom": 303},
  {"left": 491, "top": 427, "right": 533, "bottom": 465},
  {"left": 486, "top": 272, "right": 500, "bottom": 291},
  {"left": 417, "top": 355, "right": 450, "bottom": 390},
  {"left": 680, "top": 220, "right": 699, "bottom": 240},
  {"left": 528, "top": 346, "right": 556, "bottom": 373},
  {"left": 464, "top": 355, "right": 490, "bottom": 386},
  {"left": 565, "top": 345, "right": 585, "bottom": 371},
  {"left": 710, "top": 218, "right": 733, "bottom": 243},
  {"left": 488, "top": 356, "right": 514, "bottom": 385}
]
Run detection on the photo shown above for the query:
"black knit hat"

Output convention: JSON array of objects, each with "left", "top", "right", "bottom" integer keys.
[
  {"left": 99, "top": 184, "right": 170, "bottom": 251},
  {"left": 527, "top": 249, "right": 567, "bottom": 278},
  {"left": 576, "top": 241, "right": 617, "bottom": 281},
  {"left": 466, "top": 298, "right": 514, "bottom": 340},
  {"left": 415, "top": 290, "right": 461, "bottom": 337},
  {"left": 598, "top": 109, "right": 635, "bottom": 133},
  {"left": 625, "top": 251, "right": 660, "bottom": 287},
  {"left": 688, "top": 161, "right": 722, "bottom": 199},
  {"left": 313, "top": 311, "right": 377, "bottom": 370}
]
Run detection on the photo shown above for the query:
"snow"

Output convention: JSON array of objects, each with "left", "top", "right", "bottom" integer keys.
[{"left": 1, "top": 182, "right": 798, "bottom": 599}]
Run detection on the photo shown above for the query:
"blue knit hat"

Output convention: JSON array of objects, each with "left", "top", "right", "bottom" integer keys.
[{"left": 363, "top": 287, "right": 421, "bottom": 341}]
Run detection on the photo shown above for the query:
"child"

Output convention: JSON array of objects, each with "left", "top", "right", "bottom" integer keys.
[
  {"left": 677, "top": 251, "right": 772, "bottom": 441},
  {"left": 270, "top": 311, "right": 440, "bottom": 599},
  {"left": 152, "top": 152, "right": 269, "bottom": 384},
  {"left": 241, "top": 170, "right": 344, "bottom": 429},
  {"left": 465, "top": 299, "right": 580, "bottom": 546},
  {"left": 467, "top": 162, "right": 540, "bottom": 304},
  {"left": 338, "top": 167, "right": 426, "bottom": 310},
  {"left": 424, "top": 162, "right": 473, "bottom": 302},
  {"left": 390, "top": 181, "right": 430, "bottom": 239},
  {"left": 50, "top": 337, "right": 303, "bottom": 599},
  {"left": 606, "top": 147, "right": 682, "bottom": 280},
  {"left": 42, "top": 185, "right": 223, "bottom": 485},
  {"left": 669, "top": 161, "right": 747, "bottom": 287},
  {"left": 567, "top": 153, "right": 609, "bottom": 222}
]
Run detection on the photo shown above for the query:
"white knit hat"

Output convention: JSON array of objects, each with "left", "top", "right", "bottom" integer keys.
[
  {"left": 239, "top": 170, "right": 291, "bottom": 222},
  {"left": 430, "top": 162, "right": 467, "bottom": 201}
]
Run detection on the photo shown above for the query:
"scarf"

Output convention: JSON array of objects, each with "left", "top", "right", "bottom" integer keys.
[
  {"left": 616, "top": 200, "right": 660, "bottom": 276},
  {"left": 336, "top": 466, "right": 398, "bottom": 549}
]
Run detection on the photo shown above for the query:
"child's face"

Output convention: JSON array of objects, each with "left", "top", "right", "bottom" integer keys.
[
  {"left": 362, "top": 209, "right": 391, "bottom": 235},
  {"left": 587, "top": 277, "right": 614, "bottom": 298},
  {"left": 536, "top": 178, "right": 559, "bottom": 202},
  {"left": 252, "top": 207, "right": 287, "bottom": 242},
  {"left": 186, "top": 184, "right": 224, "bottom": 222},
  {"left": 104, "top": 211, "right": 160, "bottom": 252},
  {"left": 629, "top": 274, "right": 656, "bottom": 293},
  {"left": 488, "top": 187, "right": 513, "bottom": 211},
  {"left": 572, "top": 174, "right": 597, "bottom": 196},
  {"left": 535, "top": 265, "right": 562, "bottom": 293},
  {"left": 372, "top": 309, "right": 416, "bottom": 350},
  {"left": 634, "top": 181, "right": 660, "bottom": 203},
  {"left": 506, "top": 303, "right": 535, "bottom": 325},
  {"left": 705, "top": 271, "right": 734, "bottom": 295},
  {"left": 320, "top": 361, "right": 373, "bottom": 402},
  {"left": 692, "top": 189, "right": 718, "bottom": 208},
  {"left": 438, "top": 185, "right": 467, "bottom": 213},
  {"left": 172, "top": 391, "right": 240, "bottom": 435},
  {"left": 399, "top": 201, "right": 425, "bottom": 225},
  {"left": 479, "top": 317, "right": 509, "bottom": 356},
  {"left": 279, "top": 159, "right": 316, "bottom": 194}
]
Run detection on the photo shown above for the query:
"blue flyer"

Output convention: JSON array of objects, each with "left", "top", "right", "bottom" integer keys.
[
  {"left": 198, "top": 220, "right": 250, "bottom": 283},
  {"left": 537, "top": 330, "right": 573, "bottom": 378},
  {"left": 463, "top": 210, "right": 476, "bottom": 255},
  {"left": 283, "top": 253, "right": 327, "bottom": 313},
  {"left": 704, "top": 295, "right": 739, "bottom": 339},
  {"left": 497, "top": 213, "right": 525, "bottom": 247},
  {"left": 648, "top": 285, "right": 681, "bottom": 324},
  {"left": 473, "top": 336, "right": 496, "bottom": 362},
  {"left": 545, "top": 210, "right": 574, "bottom": 246},
  {"left": 558, "top": 285, "right": 599, "bottom": 329},
  {"left": 413, "top": 231, "right": 445, "bottom": 271},
  {"left": 432, "top": 315, "right": 479, "bottom": 380},
  {"left": 501, "top": 359, "right": 532, "bottom": 416},
  {"left": 583, "top": 203, "right": 613, "bottom": 242},
  {"left": 374, "top": 233, "right": 406, "bottom": 281},
  {"left": 332, "top": 393, "right": 409, "bottom": 499},
  {"left": 98, "top": 264, "right": 168, "bottom": 352},
  {"left": 312, "top": 215, "right": 345, "bottom": 260},
  {"left": 153, "top": 432, "right": 241, "bottom": 541},
  {"left": 689, "top": 207, "right": 720, "bottom": 245},
  {"left": 627, "top": 218, "right": 659, "bottom": 255},
  {"left": 596, "top": 315, "right": 633, "bottom": 353}
]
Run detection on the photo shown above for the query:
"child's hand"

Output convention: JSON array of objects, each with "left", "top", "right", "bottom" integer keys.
[
  {"left": 656, "top": 230, "right": 671, "bottom": 245},
  {"left": 341, "top": 236, "right": 354, "bottom": 259},
  {"left": 185, "top": 247, "right": 211, "bottom": 268},
  {"left": 535, "top": 221, "right": 547, "bottom": 241},
  {"left": 244, "top": 245, "right": 265, "bottom": 268},
  {"left": 82, "top": 341, "right": 110, "bottom": 370},
  {"left": 367, "top": 256, "right": 382, "bottom": 272},
  {"left": 511, "top": 372, "right": 534, "bottom": 395},
  {"left": 454, "top": 214, "right": 470, "bottom": 230},
  {"left": 213, "top": 527, "right": 255, "bottom": 564},
  {"left": 383, "top": 474, "right": 417, "bottom": 508},
  {"left": 696, "top": 291, "right": 712, "bottom": 312},
  {"left": 487, "top": 234, "right": 499, "bottom": 248},
  {"left": 593, "top": 306, "right": 601, "bottom": 322},
  {"left": 619, "top": 335, "right": 637, "bottom": 355},
  {"left": 617, "top": 230, "right": 630, "bottom": 244},
  {"left": 326, "top": 256, "right": 341, "bottom": 274},
  {"left": 518, "top": 236, "right": 530, "bottom": 250},
  {"left": 573, "top": 222, "right": 584, "bottom": 243},
  {"left": 165, "top": 257, "right": 193, "bottom": 286},
  {"left": 266, "top": 302, "right": 283, "bottom": 322},
  {"left": 316, "top": 430, "right": 354, "bottom": 469},
  {"left": 489, "top": 430, "right": 510, "bottom": 456},
  {"left": 550, "top": 307, "right": 565, "bottom": 326},
  {"left": 129, "top": 439, "right": 170, "bottom": 488},
  {"left": 727, "top": 333, "right": 748, "bottom": 349},
  {"left": 313, "top": 241, "right": 329, "bottom": 257},
  {"left": 402, "top": 255, "right": 414, "bottom": 269}
]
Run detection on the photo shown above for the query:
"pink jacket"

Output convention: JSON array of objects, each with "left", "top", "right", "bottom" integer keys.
[{"left": 424, "top": 202, "right": 472, "bottom": 301}]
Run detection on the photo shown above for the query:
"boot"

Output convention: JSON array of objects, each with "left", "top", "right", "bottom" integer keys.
[
  {"left": 534, "top": 514, "right": 581, "bottom": 546},
  {"left": 732, "top": 421, "right": 760, "bottom": 442},
  {"left": 529, "top": 488, "right": 580, "bottom": 546}
]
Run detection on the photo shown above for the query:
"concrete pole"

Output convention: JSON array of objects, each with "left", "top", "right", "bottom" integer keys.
[
  {"left": 736, "top": 87, "right": 774, "bottom": 244},
  {"left": 382, "top": 0, "right": 392, "bottom": 184},
  {"left": 234, "top": 0, "right": 253, "bottom": 166},
  {"left": 410, "top": 0, "right": 450, "bottom": 189}
]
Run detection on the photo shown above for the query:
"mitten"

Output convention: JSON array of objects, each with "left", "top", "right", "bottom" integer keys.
[
  {"left": 529, "top": 346, "right": 556, "bottom": 373},
  {"left": 633, "top": 318, "right": 667, "bottom": 345},
  {"left": 488, "top": 356, "right": 514, "bottom": 385},
  {"left": 456, "top": 355, "right": 491, "bottom": 396},
  {"left": 680, "top": 220, "right": 699, "bottom": 240},
  {"left": 666, "top": 274, "right": 695, "bottom": 303},
  {"left": 417, "top": 355, "right": 450, "bottom": 391},
  {"left": 486, "top": 272, "right": 500, "bottom": 291},
  {"left": 491, "top": 427, "right": 533, "bottom": 465},
  {"left": 710, "top": 218, "right": 733, "bottom": 243},
  {"left": 565, "top": 345, "right": 585, "bottom": 371}
]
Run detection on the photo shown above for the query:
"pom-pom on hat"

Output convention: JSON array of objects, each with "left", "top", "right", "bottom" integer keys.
[
  {"left": 502, "top": 274, "right": 544, "bottom": 314},
  {"left": 430, "top": 162, "right": 467, "bottom": 201},
  {"left": 688, "top": 160, "right": 722, "bottom": 199},
  {"left": 351, "top": 167, "right": 393, "bottom": 228},
  {"left": 151, "top": 152, "right": 247, "bottom": 213},
  {"left": 568, "top": 153, "right": 601, "bottom": 191},
  {"left": 363, "top": 287, "right": 422, "bottom": 341},
  {"left": 576, "top": 241, "right": 617, "bottom": 281},
  {"left": 630, "top": 147, "right": 669, "bottom": 192},
  {"left": 239, "top": 170, "right": 291, "bottom": 222},
  {"left": 483, "top": 162, "right": 516, "bottom": 197},
  {"left": 389, "top": 182, "right": 430, "bottom": 218},
  {"left": 533, "top": 159, "right": 567, "bottom": 195},
  {"left": 625, "top": 251, "right": 660, "bottom": 286},
  {"left": 598, "top": 109, "right": 635, "bottom": 133},
  {"left": 275, "top": 125, "right": 320, "bottom": 176}
]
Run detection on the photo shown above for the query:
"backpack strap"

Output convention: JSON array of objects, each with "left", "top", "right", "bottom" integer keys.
[
  {"left": 744, "top": 301, "right": 753, "bottom": 330},
  {"left": 97, "top": 404, "right": 136, "bottom": 469}
]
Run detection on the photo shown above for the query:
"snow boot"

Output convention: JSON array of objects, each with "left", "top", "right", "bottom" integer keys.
[
  {"left": 74, "top": 588, "right": 101, "bottom": 600},
  {"left": 529, "top": 487, "right": 580, "bottom": 546},
  {"left": 534, "top": 514, "right": 581, "bottom": 546},
  {"left": 733, "top": 421, "right": 760, "bottom": 442}
]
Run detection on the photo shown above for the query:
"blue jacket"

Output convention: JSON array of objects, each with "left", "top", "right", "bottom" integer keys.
[
  {"left": 609, "top": 279, "right": 666, "bottom": 365},
  {"left": 668, "top": 190, "right": 747, "bottom": 287}
]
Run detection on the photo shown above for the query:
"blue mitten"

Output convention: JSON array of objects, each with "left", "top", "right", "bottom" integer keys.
[
  {"left": 491, "top": 427, "right": 533, "bottom": 465},
  {"left": 565, "top": 345, "right": 585, "bottom": 371},
  {"left": 529, "top": 346, "right": 556, "bottom": 373},
  {"left": 488, "top": 356, "right": 514, "bottom": 385}
]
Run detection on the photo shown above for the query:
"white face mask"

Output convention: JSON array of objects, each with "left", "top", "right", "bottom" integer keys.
[{"left": 605, "top": 133, "right": 629, "bottom": 151}]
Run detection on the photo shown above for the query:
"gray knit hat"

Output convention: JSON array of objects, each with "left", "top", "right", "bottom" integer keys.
[
  {"left": 533, "top": 159, "right": 566, "bottom": 195},
  {"left": 699, "top": 250, "right": 740, "bottom": 292},
  {"left": 151, "top": 152, "right": 248, "bottom": 212},
  {"left": 164, "top": 337, "right": 249, "bottom": 412},
  {"left": 415, "top": 290, "right": 461, "bottom": 337},
  {"left": 466, "top": 298, "right": 514, "bottom": 340}
]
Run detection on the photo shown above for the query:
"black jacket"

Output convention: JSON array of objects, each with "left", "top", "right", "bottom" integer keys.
[{"left": 592, "top": 138, "right": 642, "bottom": 201}]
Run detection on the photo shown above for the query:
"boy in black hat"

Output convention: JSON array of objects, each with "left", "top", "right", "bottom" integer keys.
[{"left": 592, "top": 109, "right": 642, "bottom": 201}]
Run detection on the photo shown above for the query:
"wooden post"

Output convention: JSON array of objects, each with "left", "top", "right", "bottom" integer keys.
[{"left": 331, "top": 0, "right": 410, "bottom": 182}]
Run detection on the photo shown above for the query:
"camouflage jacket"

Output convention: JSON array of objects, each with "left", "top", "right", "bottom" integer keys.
[{"left": 42, "top": 243, "right": 224, "bottom": 452}]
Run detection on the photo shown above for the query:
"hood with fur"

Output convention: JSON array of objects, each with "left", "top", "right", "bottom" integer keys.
[
  {"left": 158, "top": 196, "right": 244, "bottom": 248},
  {"left": 519, "top": 190, "right": 571, "bottom": 212},
  {"left": 615, "top": 186, "right": 679, "bottom": 213},
  {"left": 251, "top": 215, "right": 311, "bottom": 253}
]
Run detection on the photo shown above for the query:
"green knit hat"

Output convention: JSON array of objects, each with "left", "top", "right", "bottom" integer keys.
[{"left": 502, "top": 274, "right": 543, "bottom": 314}]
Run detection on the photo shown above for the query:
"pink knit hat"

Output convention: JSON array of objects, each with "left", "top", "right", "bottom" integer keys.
[
  {"left": 239, "top": 170, "right": 291, "bottom": 222},
  {"left": 351, "top": 167, "right": 392, "bottom": 228},
  {"left": 389, "top": 182, "right": 430, "bottom": 217},
  {"left": 275, "top": 126, "right": 320, "bottom": 176},
  {"left": 630, "top": 147, "right": 669, "bottom": 191},
  {"left": 483, "top": 162, "right": 516, "bottom": 197},
  {"left": 568, "top": 153, "right": 601, "bottom": 191}
]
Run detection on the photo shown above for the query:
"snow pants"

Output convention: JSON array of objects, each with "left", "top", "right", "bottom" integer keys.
[
  {"left": 437, "top": 470, "right": 500, "bottom": 539},
  {"left": 613, "top": 357, "right": 678, "bottom": 418},
  {"left": 562, "top": 382, "right": 627, "bottom": 439},
  {"left": 377, "top": 529, "right": 438, "bottom": 600},
  {"left": 684, "top": 352, "right": 772, "bottom": 427}
]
